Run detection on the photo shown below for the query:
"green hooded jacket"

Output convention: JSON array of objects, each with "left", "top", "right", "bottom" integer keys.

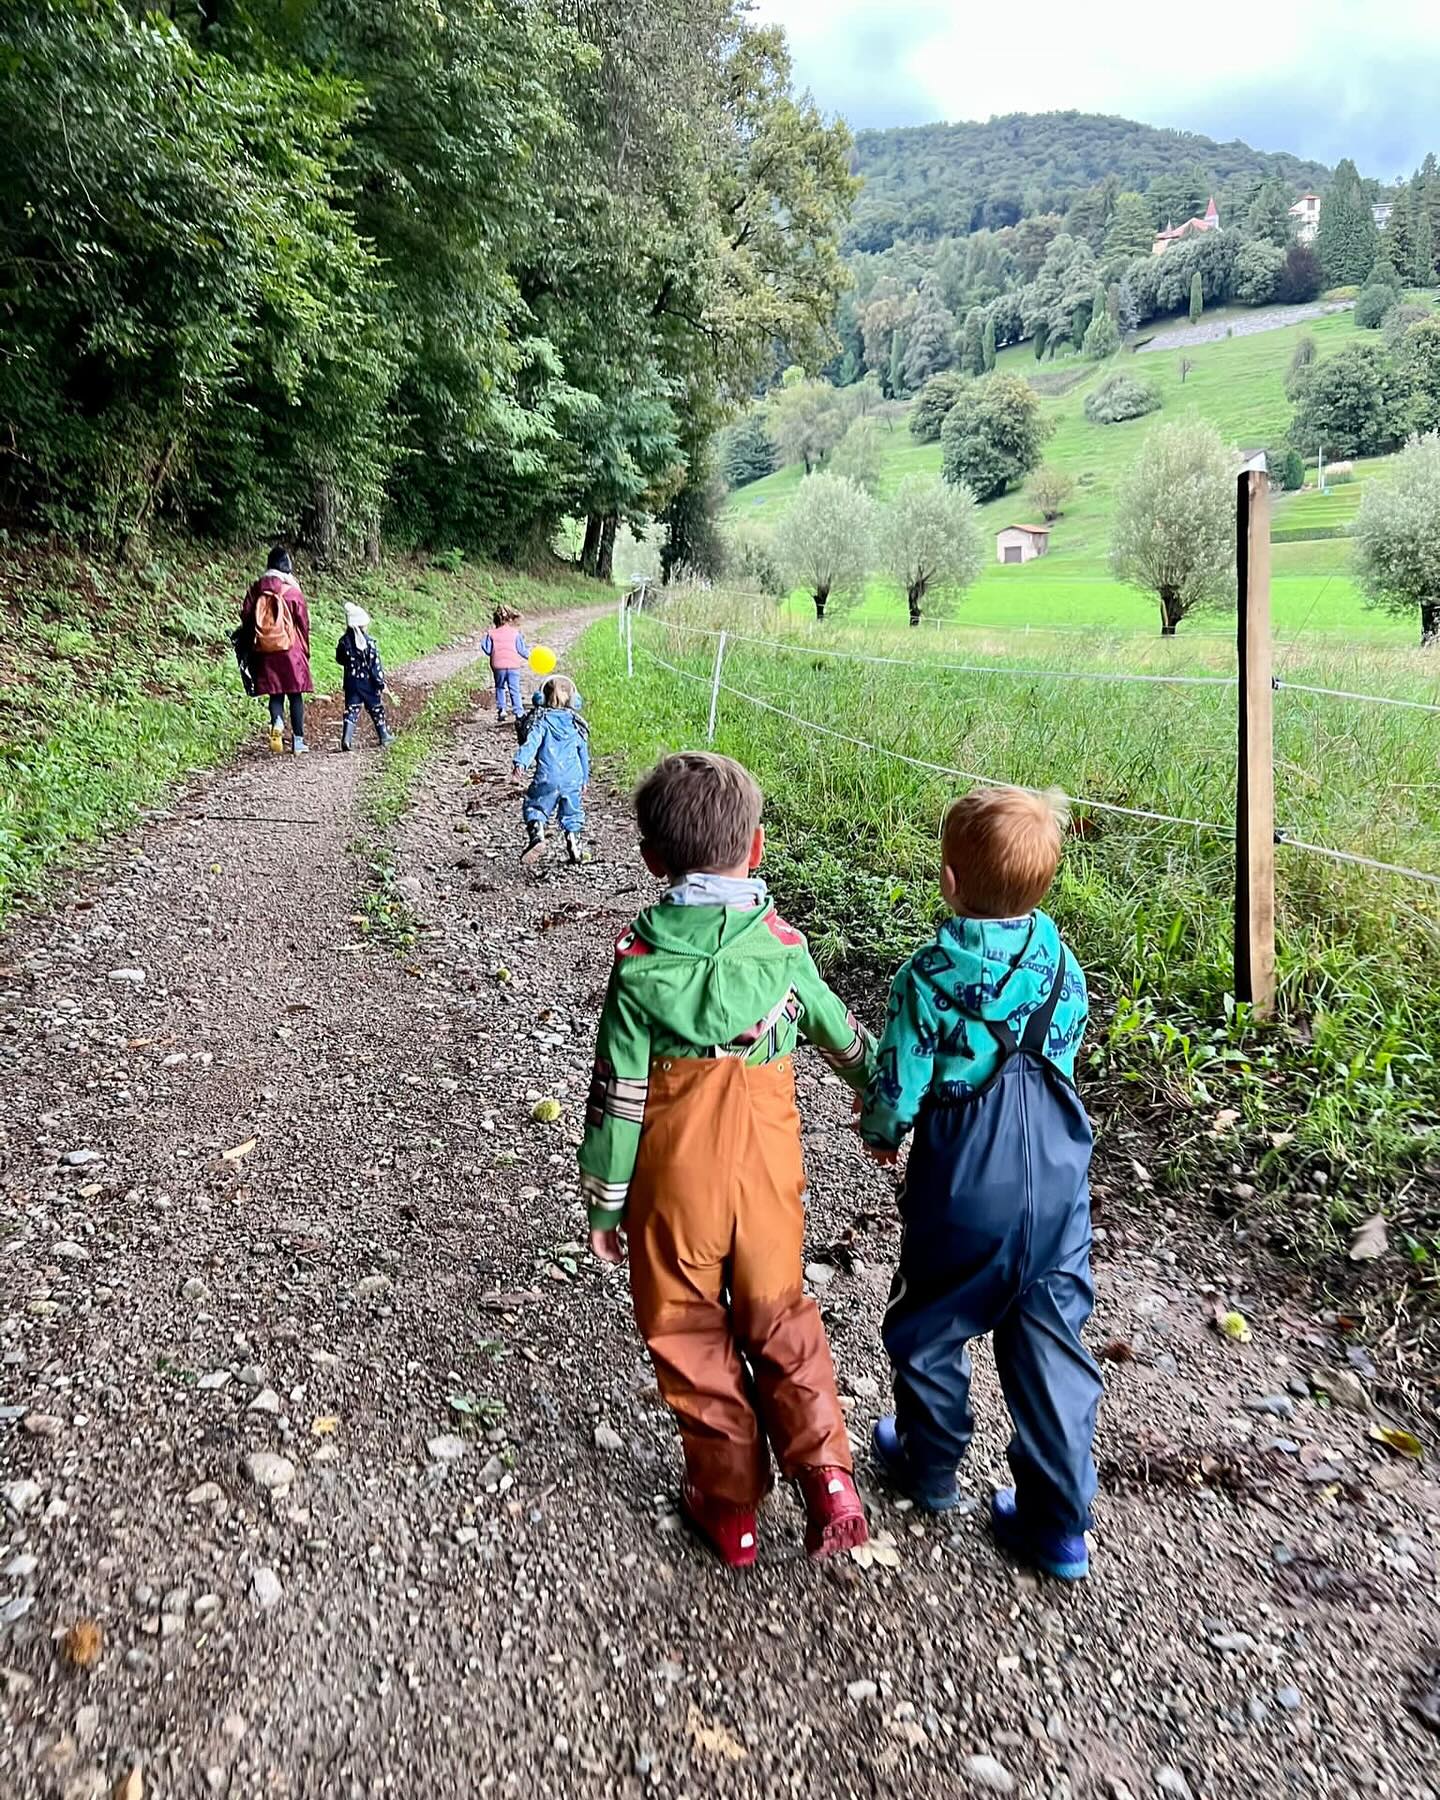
[{"left": 578, "top": 900, "right": 873, "bottom": 1229}]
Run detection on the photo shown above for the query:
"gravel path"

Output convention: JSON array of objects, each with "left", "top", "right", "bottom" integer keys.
[
  {"left": 1134, "top": 302, "right": 1353, "bottom": 356},
  {"left": 3, "top": 608, "right": 1439, "bottom": 1799}
]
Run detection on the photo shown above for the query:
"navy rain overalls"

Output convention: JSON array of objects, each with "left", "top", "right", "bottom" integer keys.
[{"left": 882, "top": 957, "right": 1102, "bottom": 1536}]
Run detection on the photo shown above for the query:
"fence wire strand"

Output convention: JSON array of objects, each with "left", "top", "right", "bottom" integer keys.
[{"left": 634, "top": 642, "right": 1236, "bottom": 836}]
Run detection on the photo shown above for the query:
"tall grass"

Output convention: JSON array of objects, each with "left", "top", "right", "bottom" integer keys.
[{"left": 575, "top": 597, "right": 1440, "bottom": 1231}]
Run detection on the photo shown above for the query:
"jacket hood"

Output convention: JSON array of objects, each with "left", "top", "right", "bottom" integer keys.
[
  {"left": 540, "top": 707, "right": 582, "bottom": 739},
  {"left": 930, "top": 912, "right": 1062, "bottom": 1020},
  {"left": 628, "top": 902, "right": 795, "bottom": 1046}
]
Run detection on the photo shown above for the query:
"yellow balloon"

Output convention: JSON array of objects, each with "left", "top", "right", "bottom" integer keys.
[{"left": 528, "top": 645, "right": 557, "bottom": 675}]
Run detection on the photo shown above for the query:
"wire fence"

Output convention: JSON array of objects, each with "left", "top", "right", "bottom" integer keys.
[{"left": 626, "top": 608, "right": 1440, "bottom": 895}]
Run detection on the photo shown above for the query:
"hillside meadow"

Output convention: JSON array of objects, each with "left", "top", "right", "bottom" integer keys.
[{"left": 725, "top": 304, "right": 1423, "bottom": 642}]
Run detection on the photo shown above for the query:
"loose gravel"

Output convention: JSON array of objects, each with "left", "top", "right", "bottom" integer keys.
[{"left": 2, "top": 608, "right": 1438, "bottom": 1799}]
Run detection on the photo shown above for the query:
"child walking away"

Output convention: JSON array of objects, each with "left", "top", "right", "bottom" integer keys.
[
  {"left": 860, "top": 787, "right": 1100, "bottom": 1581},
  {"left": 482, "top": 606, "right": 529, "bottom": 724},
  {"left": 579, "top": 752, "right": 875, "bottom": 1566},
  {"left": 335, "top": 603, "right": 393, "bottom": 750},
  {"left": 512, "top": 676, "right": 589, "bottom": 865}
]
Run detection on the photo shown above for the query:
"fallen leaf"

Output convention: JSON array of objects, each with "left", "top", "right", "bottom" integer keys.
[
  {"left": 61, "top": 1619, "right": 103, "bottom": 1671},
  {"left": 221, "top": 1137, "right": 257, "bottom": 1164},
  {"left": 1211, "top": 1108, "right": 1240, "bottom": 1134},
  {"left": 113, "top": 1766, "right": 143, "bottom": 1800},
  {"left": 850, "top": 1528, "right": 902, "bottom": 1570},
  {"left": 1100, "top": 1339, "right": 1136, "bottom": 1363},
  {"left": 1348, "top": 1213, "right": 1388, "bottom": 1263},
  {"left": 1369, "top": 1423, "right": 1424, "bottom": 1461},
  {"left": 686, "top": 1704, "right": 746, "bottom": 1762},
  {"left": 310, "top": 1416, "right": 339, "bottom": 1437}
]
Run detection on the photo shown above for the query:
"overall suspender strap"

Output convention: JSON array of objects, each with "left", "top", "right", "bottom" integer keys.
[{"left": 1019, "top": 952, "right": 1068, "bottom": 1057}]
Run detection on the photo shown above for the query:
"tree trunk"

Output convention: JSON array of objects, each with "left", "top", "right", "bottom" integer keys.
[
  {"left": 309, "top": 477, "right": 339, "bottom": 567},
  {"left": 363, "top": 524, "right": 381, "bottom": 568},
  {"left": 813, "top": 586, "right": 828, "bottom": 620},
  {"left": 596, "top": 513, "right": 617, "bottom": 583},
  {"left": 1423, "top": 601, "right": 1440, "bottom": 646},
  {"left": 580, "top": 513, "right": 602, "bottom": 578},
  {"left": 908, "top": 580, "right": 925, "bottom": 628},
  {"left": 1159, "top": 589, "right": 1183, "bottom": 636}
]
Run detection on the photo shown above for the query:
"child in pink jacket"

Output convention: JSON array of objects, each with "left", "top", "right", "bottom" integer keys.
[{"left": 482, "top": 606, "right": 530, "bottom": 724}]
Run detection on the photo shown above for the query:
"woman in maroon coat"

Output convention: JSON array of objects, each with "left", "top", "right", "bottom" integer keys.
[{"left": 241, "top": 547, "right": 314, "bottom": 755}]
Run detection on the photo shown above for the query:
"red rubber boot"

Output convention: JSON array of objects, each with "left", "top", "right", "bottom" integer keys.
[
  {"left": 680, "top": 1482, "right": 758, "bottom": 1569},
  {"left": 798, "top": 1466, "right": 869, "bottom": 1560}
]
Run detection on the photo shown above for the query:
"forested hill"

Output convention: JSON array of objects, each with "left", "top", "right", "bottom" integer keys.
[{"left": 848, "top": 112, "right": 1335, "bottom": 251}]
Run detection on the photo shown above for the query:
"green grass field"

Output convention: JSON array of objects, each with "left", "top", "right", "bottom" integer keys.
[
  {"left": 725, "top": 304, "right": 1424, "bottom": 645},
  {"left": 577, "top": 594, "right": 1440, "bottom": 1238}
]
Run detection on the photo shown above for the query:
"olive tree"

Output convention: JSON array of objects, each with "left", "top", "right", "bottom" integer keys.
[
  {"left": 1110, "top": 418, "right": 1236, "bottom": 634},
  {"left": 879, "top": 476, "right": 984, "bottom": 627},
  {"left": 1354, "top": 433, "right": 1440, "bottom": 644},
  {"left": 776, "top": 472, "right": 875, "bottom": 620}
]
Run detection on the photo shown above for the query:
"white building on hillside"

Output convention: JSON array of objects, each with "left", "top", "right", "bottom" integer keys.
[{"left": 1289, "top": 193, "right": 1320, "bottom": 243}]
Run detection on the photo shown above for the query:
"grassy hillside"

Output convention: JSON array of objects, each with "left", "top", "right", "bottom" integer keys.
[
  {"left": 0, "top": 546, "right": 591, "bottom": 924},
  {"left": 726, "top": 305, "right": 1413, "bottom": 641}
]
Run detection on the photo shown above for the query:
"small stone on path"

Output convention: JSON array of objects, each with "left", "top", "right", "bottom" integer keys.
[
  {"left": 427, "top": 1435, "right": 468, "bottom": 1463},
  {"left": 244, "top": 1452, "right": 295, "bottom": 1493},
  {"left": 593, "top": 1424, "right": 624, "bottom": 1453},
  {"left": 846, "top": 1679, "right": 877, "bottom": 1702},
  {"left": 251, "top": 1568, "right": 283, "bottom": 1610},
  {"left": 962, "top": 1754, "right": 1015, "bottom": 1794}
]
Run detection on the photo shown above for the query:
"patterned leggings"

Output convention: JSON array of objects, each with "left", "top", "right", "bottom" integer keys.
[{"left": 345, "top": 697, "right": 388, "bottom": 739}]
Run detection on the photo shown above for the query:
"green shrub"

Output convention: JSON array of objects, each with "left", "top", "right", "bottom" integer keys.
[{"left": 1083, "top": 372, "right": 1161, "bottom": 425}]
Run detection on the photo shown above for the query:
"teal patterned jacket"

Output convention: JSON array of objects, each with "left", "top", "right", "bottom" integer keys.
[{"left": 859, "top": 910, "right": 1088, "bottom": 1152}]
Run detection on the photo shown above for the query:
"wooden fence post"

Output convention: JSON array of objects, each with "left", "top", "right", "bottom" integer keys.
[
  {"left": 625, "top": 605, "right": 633, "bottom": 678},
  {"left": 707, "top": 630, "right": 728, "bottom": 742},
  {"left": 1235, "top": 469, "right": 1276, "bottom": 1019}
]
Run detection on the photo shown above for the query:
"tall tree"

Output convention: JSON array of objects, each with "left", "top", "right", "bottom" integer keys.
[
  {"left": 981, "top": 315, "right": 998, "bottom": 372},
  {"left": 776, "top": 472, "right": 875, "bottom": 619},
  {"left": 1189, "top": 272, "right": 1204, "bottom": 324},
  {"left": 1246, "top": 178, "right": 1295, "bottom": 248},
  {"left": 1415, "top": 184, "right": 1437, "bottom": 286},
  {"left": 1354, "top": 432, "right": 1440, "bottom": 644},
  {"left": 939, "top": 374, "right": 1052, "bottom": 501},
  {"left": 1316, "top": 158, "right": 1380, "bottom": 285},
  {"left": 766, "top": 369, "right": 846, "bottom": 473},
  {"left": 1110, "top": 419, "right": 1236, "bottom": 634},
  {"left": 1103, "top": 191, "right": 1157, "bottom": 265},
  {"left": 902, "top": 278, "right": 957, "bottom": 390},
  {"left": 879, "top": 477, "right": 984, "bottom": 626}
]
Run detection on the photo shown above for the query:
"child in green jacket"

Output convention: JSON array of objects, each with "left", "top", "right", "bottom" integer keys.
[{"left": 580, "top": 751, "right": 874, "bottom": 1567}]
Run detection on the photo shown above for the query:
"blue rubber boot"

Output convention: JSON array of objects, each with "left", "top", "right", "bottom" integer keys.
[
  {"left": 990, "top": 1486, "right": 1089, "bottom": 1581},
  {"left": 871, "top": 1415, "right": 961, "bottom": 1514}
]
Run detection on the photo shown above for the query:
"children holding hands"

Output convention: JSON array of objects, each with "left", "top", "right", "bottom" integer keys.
[{"left": 577, "top": 748, "right": 1101, "bottom": 1581}]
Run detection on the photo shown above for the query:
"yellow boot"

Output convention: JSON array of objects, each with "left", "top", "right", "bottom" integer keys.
[{"left": 268, "top": 723, "right": 284, "bottom": 754}]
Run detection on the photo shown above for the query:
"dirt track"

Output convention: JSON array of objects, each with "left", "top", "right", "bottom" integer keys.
[{"left": 2, "top": 609, "right": 1438, "bottom": 1800}]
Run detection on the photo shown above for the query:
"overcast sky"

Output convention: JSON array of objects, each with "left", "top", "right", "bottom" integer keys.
[{"left": 752, "top": 0, "right": 1438, "bottom": 180}]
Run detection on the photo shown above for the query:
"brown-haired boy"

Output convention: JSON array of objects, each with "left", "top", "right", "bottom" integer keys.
[
  {"left": 860, "top": 786, "right": 1101, "bottom": 1581},
  {"left": 579, "top": 751, "right": 873, "bottom": 1566}
]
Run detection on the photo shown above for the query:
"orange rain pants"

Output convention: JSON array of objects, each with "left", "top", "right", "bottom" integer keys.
[{"left": 626, "top": 1054, "right": 852, "bottom": 1506}]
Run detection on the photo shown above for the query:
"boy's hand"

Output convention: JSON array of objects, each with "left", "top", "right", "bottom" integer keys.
[
  {"left": 510, "top": 766, "right": 526, "bottom": 784},
  {"left": 590, "top": 1226, "right": 626, "bottom": 1264},
  {"left": 864, "top": 1143, "right": 899, "bottom": 1167}
]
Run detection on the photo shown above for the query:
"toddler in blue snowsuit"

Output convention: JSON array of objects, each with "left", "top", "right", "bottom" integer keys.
[
  {"left": 860, "top": 785, "right": 1101, "bottom": 1580},
  {"left": 512, "top": 675, "right": 590, "bottom": 865}
]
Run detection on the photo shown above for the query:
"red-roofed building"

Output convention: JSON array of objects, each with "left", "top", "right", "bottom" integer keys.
[
  {"left": 996, "top": 524, "right": 1051, "bottom": 565},
  {"left": 1152, "top": 196, "right": 1222, "bottom": 255}
]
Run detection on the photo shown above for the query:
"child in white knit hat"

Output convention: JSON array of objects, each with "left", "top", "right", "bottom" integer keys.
[{"left": 335, "top": 603, "right": 393, "bottom": 750}]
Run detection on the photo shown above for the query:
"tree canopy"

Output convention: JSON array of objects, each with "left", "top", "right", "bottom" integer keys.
[
  {"left": 939, "top": 375, "right": 1052, "bottom": 502},
  {"left": 0, "top": 0, "right": 855, "bottom": 561},
  {"left": 1110, "top": 418, "right": 1237, "bottom": 634},
  {"left": 878, "top": 478, "right": 983, "bottom": 627},
  {"left": 1354, "top": 432, "right": 1440, "bottom": 644},
  {"left": 776, "top": 472, "right": 875, "bottom": 619}
]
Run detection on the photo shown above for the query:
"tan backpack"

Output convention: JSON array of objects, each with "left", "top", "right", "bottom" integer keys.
[{"left": 253, "top": 584, "right": 295, "bottom": 655}]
